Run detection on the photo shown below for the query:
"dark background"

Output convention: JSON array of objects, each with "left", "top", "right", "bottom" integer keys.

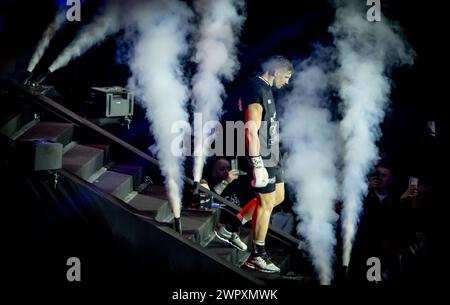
[
  {"left": 0, "top": 0, "right": 448, "bottom": 296},
  {"left": 1, "top": 0, "right": 446, "bottom": 197}
]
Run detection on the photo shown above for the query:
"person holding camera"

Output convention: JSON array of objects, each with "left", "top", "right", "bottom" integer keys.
[
  {"left": 347, "top": 160, "right": 400, "bottom": 282},
  {"left": 397, "top": 176, "right": 435, "bottom": 281},
  {"left": 200, "top": 157, "right": 255, "bottom": 208},
  {"left": 209, "top": 158, "right": 239, "bottom": 195}
]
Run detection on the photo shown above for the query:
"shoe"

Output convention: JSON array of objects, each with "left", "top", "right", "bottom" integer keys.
[
  {"left": 214, "top": 225, "right": 247, "bottom": 251},
  {"left": 244, "top": 253, "right": 280, "bottom": 273}
]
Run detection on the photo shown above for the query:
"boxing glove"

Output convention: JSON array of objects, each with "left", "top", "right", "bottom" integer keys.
[{"left": 250, "top": 156, "right": 269, "bottom": 188}]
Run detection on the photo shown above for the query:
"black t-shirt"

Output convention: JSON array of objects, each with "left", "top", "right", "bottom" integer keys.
[
  {"left": 208, "top": 177, "right": 255, "bottom": 207},
  {"left": 237, "top": 76, "right": 280, "bottom": 167}
]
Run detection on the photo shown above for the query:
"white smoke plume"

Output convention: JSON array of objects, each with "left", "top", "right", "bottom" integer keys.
[
  {"left": 49, "top": 1, "right": 121, "bottom": 72},
  {"left": 27, "top": 10, "right": 66, "bottom": 72},
  {"left": 329, "top": 0, "right": 415, "bottom": 267},
  {"left": 191, "top": 0, "right": 246, "bottom": 182},
  {"left": 126, "top": 0, "right": 193, "bottom": 218},
  {"left": 281, "top": 54, "right": 340, "bottom": 285}
]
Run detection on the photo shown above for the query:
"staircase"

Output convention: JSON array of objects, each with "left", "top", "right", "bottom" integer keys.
[{"left": 0, "top": 82, "right": 315, "bottom": 286}]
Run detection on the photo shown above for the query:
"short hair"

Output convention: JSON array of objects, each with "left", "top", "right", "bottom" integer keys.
[
  {"left": 261, "top": 55, "right": 293, "bottom": 75},
  {"left": 376, "top": 159, "right": 394, "bottom": 172}
]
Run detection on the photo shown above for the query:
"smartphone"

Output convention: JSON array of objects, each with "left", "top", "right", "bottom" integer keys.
[
  {"left": 231, "top": 158, "right": 247, "bottom": 176},
  {"left": 231, "top": 158, "right": 238, "bottom": 171},
  {"left": 427, "top": 121, "right": 436, "bottom": 137},
  {"left": 409, "top": 177, "right": 419, "bottom": 187}
]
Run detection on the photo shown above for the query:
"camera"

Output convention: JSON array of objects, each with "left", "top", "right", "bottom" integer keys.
[{"left": 231, "top": 158, "right": 238, "bottom": 171}]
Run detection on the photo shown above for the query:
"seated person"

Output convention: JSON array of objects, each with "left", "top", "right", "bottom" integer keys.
[{"left": 203, "top": 157, "right": 254, "bottom": 207}]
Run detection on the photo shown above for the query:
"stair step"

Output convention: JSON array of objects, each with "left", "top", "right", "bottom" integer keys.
[
  {"left": 123, "top": 191, "right": 138, "bottom": 203},
  {"left": 83, "top": 143, "right": 111, "bottom": 163},
  {"left": 208, "top": 227, "right": 293, "bottom": 278},
  {"left": 87, "top": 167, "right": 108, "bottom": 183},
  {"left": 0, "top": 110, "right": 36, "bottom": 138},
  {"left": 245, "top": 266, "right": 313, "bottom": 284},
  {"left": 63, "top": 144, "right": 105, "bottom": 180},
  {"left": 110, "top": 164, "right": 144, "bottom": 188},
  {"left": 263, "top": 245, "right": 292, "bottom": 275},
  {"left": 126, "top": 193, "right": 173, "bottom": 223},
  {"left": 208, "top": 227, "right": 252, "bottom": 267},
  {"left": 10, "top": 119, "right": 41, "bottom": 141},
  {"left": 92, "top": 170, "right": 133, "bottom": 201},
  {"left": 180, "top": 209, "right": 221, "bottom": 247},
  {"left": 19, "top": 121, "right": 74, "bottom": 147},
  {"left": 237, "top": 242, "right": 292, "bottom": 276},
  {"left": 138, "top": 185, "right": 173, "bottom": 222},
  {"left": 218, "top": 245, "right": 291, "bottom": 280},
  {"left": 140, "top": 184, "right": 167, "bottom": 200}
]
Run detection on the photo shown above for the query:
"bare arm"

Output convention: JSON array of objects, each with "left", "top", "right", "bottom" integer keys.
[{"left": 245, "top": 103, "right": 263, "bottom": 157}]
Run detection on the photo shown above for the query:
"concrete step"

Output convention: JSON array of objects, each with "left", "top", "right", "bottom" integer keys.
[
  {"left": 208, "top": 227, "right": 252, "bottom": 267},
  {"left": 83, "top": 143, "right": 111, "bottom": 164},
  {"left": 92, "top": 170, "right": 133, "bottom": 201},
  {"left": 208, "top": 226, "right": 294, "bottom": 277},
  {"left": 18, "top": 121, "right": 74, "bottom": 147},
  {"left": 245, "top": 264, "right": 314, "bottom": 285},
  {"left": 262, "top": 244, "right": 292, "bottom": 275},
  {"left": 135, "top": 184, "right": 173, "bottom": 223},
  {"left": 110, "top": 164, "right": 144, "bottom": 189},
  {"left": 63, "top": 144, "right": 105, "bottom": 180},
  {"left": 140, "top": 184, "right": 167, "bottom": 200},
  {"left": 0, "top": 108, "right": 36, "bottom": 138},
  {"left": 180, "top": 208, "right": 221, "bottom": 247},
  {"left": 126, "top": 193, "right": 173, "bottom": 223}
]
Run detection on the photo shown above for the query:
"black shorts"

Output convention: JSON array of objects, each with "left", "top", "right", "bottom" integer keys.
[
  {"left": 252, "top": 166, "right": 284, "bottom": 194},
  {"left": 238, "top": 156, "right": 284, "bottom": 194}
]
